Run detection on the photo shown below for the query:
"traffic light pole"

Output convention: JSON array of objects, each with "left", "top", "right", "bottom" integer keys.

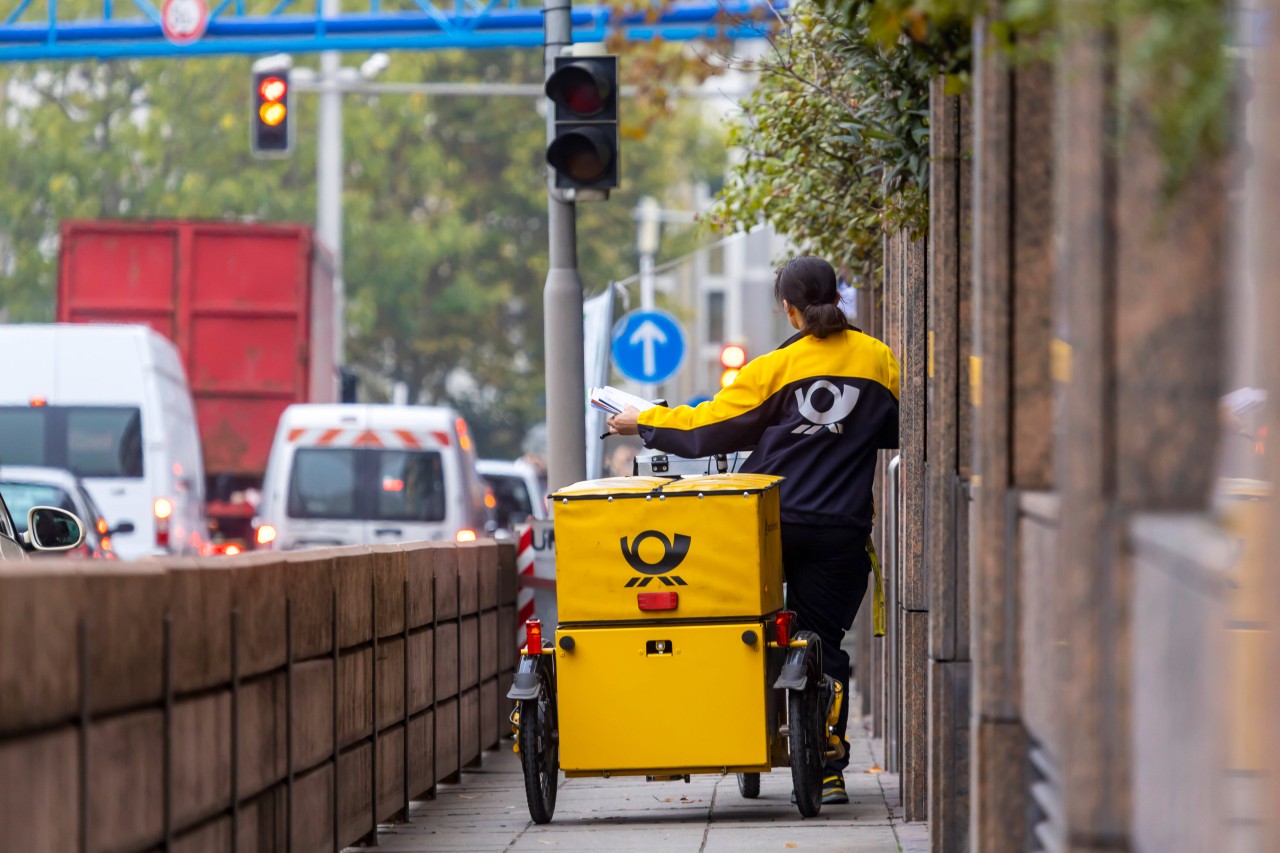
[
  {"left": 542, "top": 0, "right": 588, "bottom": 491},
  {"left": 318, "top": 0, "right": 345, "bottom": 368}
]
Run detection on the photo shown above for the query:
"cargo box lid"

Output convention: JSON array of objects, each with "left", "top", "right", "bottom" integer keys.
[{"left": 551, "top": 473, "right": 783, "bottom": 501}]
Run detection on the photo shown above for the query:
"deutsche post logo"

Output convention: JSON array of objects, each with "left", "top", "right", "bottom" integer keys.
[{"left": 620, "top": 531, "right": 690, "bottom": 587}]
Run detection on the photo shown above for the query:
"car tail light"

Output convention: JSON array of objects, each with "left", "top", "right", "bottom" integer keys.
[
  {"left": 456, "top": 529, "right": 477, "bottom": 542},
  {"left": 455, "top": 417, "right": 473, "bottom": 452},
  {"left": 637, "top": 592, "right": 679, "bottom": 611},
  {"left": 525, "top": 619, "right": 542, "bottom": 654},
  {"left": 154, "top": 498, "right": 172, "bottom": 549},
  {"left": 29, "top": 396, "right": 46, "bottom": 407},
  {"left": 774, "top": 610, "right": 795, "bottom": 647},
  {"left": 223, "top": 543, "right": 242, "bottom": 556},
  {"left": 255, "top": 524, "right": 277, "bottom": 546},
  {"left": 96, "top": 518, "right": 108, "bottom": 536}
]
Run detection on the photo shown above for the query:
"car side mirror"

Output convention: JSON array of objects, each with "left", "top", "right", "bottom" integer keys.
[
  {"left": 24, "top": 507, "right": 87, "bottom": 552},
  {"left": 111, "top": 521, "right": 136, "bottom": 535}
]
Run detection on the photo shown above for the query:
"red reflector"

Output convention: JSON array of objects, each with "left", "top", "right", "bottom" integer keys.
[
  {"left": 637, "top": 592, "right": 679, "bottom": 611},
  {"left": 525, "top": 618, "right": 542, "bottom": 655},
  {"left": 775, "top": 610, "right": 794, "bottom": 646}
]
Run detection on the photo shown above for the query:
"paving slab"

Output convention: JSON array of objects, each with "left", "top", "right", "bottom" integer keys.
[{"left": 347, "top": 702, "right": 928, "bottom": 852}]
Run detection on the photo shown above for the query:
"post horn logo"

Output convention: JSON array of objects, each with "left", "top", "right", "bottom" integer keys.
[{"left": 619, "top": 530, "right": 690, "bottom": 587}]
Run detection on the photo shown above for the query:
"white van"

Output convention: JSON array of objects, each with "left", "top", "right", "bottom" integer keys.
[
  {"left": 254, "top": 404, "right": 487, "bottom": 550},
  {"left": 0, "top": 324, "right": 206, "bottom": 559}
]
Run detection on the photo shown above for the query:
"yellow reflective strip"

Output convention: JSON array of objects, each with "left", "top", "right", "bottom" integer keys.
[
  {"left": 969, "top": 356, "right": 982, "bottom": 407},
  {"left": 1052, "top": 338, "right": 1073, "bottom": 384}
]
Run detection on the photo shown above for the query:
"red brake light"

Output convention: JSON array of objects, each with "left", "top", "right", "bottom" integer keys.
[
  {"left": 774, "top": 610, "right": 794, "bottom": 647},
  {"left": 637, "top": 591, "right": 679, "bottom": 611},
  {"left": 525, "top": 619, "right": 542, "bottom": 655},
  {"left": 455, "top": 417, "right": 473, "bottom": 452},
  {"left": 153, "top": 498, "right": 174, "bottom": 520},
  {"left": 30, "top": 396, "right": 46, "bottom": 407},
  {"left": 255, "top": 524, "right": 277, "bottom": 546},
  {"left": 456, "top": 529, "right": 477, "bottom": 542}
]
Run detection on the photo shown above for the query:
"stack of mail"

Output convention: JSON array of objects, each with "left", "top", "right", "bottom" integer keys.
[{"left": 589, "top": 386, "right": 657, "bottom": 416}]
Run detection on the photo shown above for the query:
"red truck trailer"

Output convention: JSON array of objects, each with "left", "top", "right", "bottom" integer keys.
[{"left": 57, "top": 219, "right": 336, "bottom": 548}]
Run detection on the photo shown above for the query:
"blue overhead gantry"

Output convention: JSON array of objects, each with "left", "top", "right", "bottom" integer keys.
[{"left": 0, "top": 0, "right": 780, "bottom": 60}]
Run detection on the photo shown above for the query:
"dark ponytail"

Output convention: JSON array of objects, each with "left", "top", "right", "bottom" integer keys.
[{"left": 773, "top": 256, "right": 846, "bottom": 339}]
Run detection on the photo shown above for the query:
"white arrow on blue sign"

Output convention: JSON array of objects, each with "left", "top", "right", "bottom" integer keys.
[{"left": 610, "top": 309, "right": 687, "bottom": 384}]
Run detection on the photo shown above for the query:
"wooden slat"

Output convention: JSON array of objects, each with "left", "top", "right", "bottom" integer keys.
[
  {"left": 1114, "top": 118, "right": 1226, "bottom": 507},
  {"left": 1053, "top": 18, "right": 1127, "bottom": 843},
  {"left": 1256, "top": 4, "right": 1280, "bottom": 849},
  {"left": 927, "top": 77, "right": 962, "bottom": 663},
  {"left": 901, "top": 234, "right": 928, "bottom": 612},
  {"left": 928, "top": 661, "right": 971, "bottom": 852},
  {"left": 957, "top": 94, "right": 976, "bottom": 482},
  {"left": 971, "top": 18, "right": 1019, "bottom": 720},
  {"left": 971, "top": 20, "right": 1026, "bottom": 852},
  {"left": 899, "top": 609, "right": 928, "bottom": 821},
  {"left": 1011, "top": 59, "right": 1057, "bottom": 490}
]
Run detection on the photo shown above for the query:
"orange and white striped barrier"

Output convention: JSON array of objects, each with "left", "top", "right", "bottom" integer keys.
[
  {"left": 284, "top": 427, "right": 451, "bottom": 449},
  {"left": 515, "top": 523, "right": 536, "bottom": 647}
]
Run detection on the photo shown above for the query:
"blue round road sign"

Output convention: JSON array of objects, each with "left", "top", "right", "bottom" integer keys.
[{"left": 611, "top": 309, "right": 686, "bottom": 384}]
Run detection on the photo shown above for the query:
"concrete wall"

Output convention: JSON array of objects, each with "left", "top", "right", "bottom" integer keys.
[
  {"left": 0, "top": 540, "right": 518, "bottom": 853},
  {"left": 856, "top": 6, "right": 1273, "bottom": 852}
]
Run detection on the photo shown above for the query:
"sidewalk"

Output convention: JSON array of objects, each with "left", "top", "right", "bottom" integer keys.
[{"left": 358, "top": 704, "right": 929, "bottom": 853}]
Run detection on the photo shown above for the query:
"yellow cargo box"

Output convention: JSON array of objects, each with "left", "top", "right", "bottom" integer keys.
[
  {"left": 551, "top": 473, "right": 784, "bottom": 624},
  {"left": 554, "top": 621, "right": 781, "bottom": 775}
]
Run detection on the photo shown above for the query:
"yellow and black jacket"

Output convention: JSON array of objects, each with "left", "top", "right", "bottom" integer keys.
[{"left": 637, "top": 327, "right": 900, "bottom": 532}]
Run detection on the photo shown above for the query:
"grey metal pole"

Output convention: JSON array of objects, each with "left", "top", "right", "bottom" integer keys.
[
  {"left": 318, "top": 0, "right": 345, "bottom": 368},
  {"left": 543, "top": 0, "right": 587, "bottom": 490}
]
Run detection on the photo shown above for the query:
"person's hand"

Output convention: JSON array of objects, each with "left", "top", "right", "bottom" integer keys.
[{"left": 607, "top": 406, "right": 641, "bottom": 436}]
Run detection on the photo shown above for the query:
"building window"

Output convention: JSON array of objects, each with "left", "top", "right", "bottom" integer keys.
[
  {"left": 708, "top": 244, "right": 725, "bottom": 276},
  {"left": 706, "top": 291, "right": 726, "bottom": 344}
]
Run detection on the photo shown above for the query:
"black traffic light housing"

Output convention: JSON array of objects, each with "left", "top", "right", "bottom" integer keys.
[
  {"left": 252, "top": 67, "right": 293, "bottom": 157},
  {"left": 545, "top": 56, "right": 619, "bottom": 191}
]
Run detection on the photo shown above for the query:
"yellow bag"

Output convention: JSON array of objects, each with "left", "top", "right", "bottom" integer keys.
[{"left": 866, "top": 535, "right": 886, "bottom": 637}]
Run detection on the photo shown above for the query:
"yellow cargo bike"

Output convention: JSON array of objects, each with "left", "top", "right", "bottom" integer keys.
[{"left": 507, "top": 472, "right": 844, "bottom": 823}]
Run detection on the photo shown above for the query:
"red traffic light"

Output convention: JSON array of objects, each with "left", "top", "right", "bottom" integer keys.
[
  {"left": 719, "top": 344, "right": 747, "bottom": 369},
  {"left": 545, "top": 60, "right": 614, "bottom": 118},
  {"left": 258, "top": 76, "right": 287, "bottom": 102}
]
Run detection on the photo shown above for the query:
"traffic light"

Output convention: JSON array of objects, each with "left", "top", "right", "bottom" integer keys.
[
  {"left": 719, "top": 344, "right": 747, "bottom": 388},
  {"left": 252, "top": 67, "right": 292, "bottom": 156},
  {"left": 544, "top": 56, "right": 619, "bottom": 191}
]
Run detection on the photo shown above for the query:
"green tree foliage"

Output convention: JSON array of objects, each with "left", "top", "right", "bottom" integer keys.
[
  {"left": 0, "top": 46, "right": 726, "bottom": 457},
  {"left": 709, "top": 0, "right": 1229, "bottom": 279},
  {"left": 706, "top": 1, "right": 933, "bottom": 281}
]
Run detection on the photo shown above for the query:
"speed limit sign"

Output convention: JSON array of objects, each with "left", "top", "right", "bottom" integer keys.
[{"left": 161, "top": 0, "right": 209, "bottom": 44}]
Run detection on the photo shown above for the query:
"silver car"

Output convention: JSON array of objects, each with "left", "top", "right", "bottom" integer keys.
[
  {"left": 1, "top": 465, "right": 131, "bottom": 559},
  {"left": 0, "top": 477, "right": 87, "bottom": 560}
]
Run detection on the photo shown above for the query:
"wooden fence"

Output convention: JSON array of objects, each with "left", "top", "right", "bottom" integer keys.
[{"left": 0, "top": 541, "right": 518, "bottom": 853}]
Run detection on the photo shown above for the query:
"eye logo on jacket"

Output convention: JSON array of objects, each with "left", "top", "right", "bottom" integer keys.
[
  {"left": 620, "top": 530, "right": 690, "bottom": 587},
  {"left": 792, "top": 380, "right": 861, "bottom": 435}
]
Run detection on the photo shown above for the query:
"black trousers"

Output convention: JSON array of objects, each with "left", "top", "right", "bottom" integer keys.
[{"left": 781, "top": 522, "right": 872, "bottom": 775}]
